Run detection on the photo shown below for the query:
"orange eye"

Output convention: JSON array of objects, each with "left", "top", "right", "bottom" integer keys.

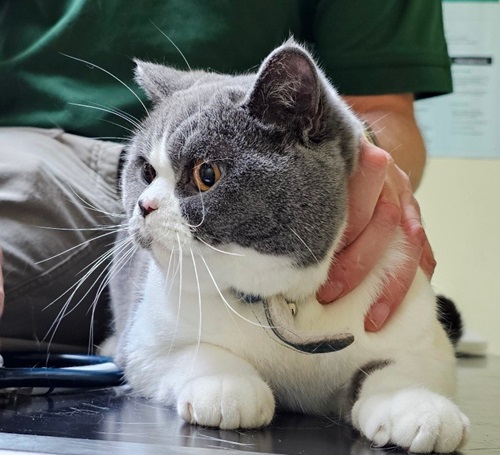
[{"left": 192, "top": 160, "right": 221, "bottom": 192}]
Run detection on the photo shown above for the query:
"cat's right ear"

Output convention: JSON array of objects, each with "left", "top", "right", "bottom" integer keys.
[
  {"left": 245, "top": 43, "right": 322, "bottom": 138},
  {"left": 134, "top": 60, "right": 188, "bottom": 104}
]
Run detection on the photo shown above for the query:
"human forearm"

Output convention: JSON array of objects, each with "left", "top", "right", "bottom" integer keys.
[
  {"left": 319, "top": 93, "right": 435, "bottom": 331},
  {"left": 343, "top": 94, "right": 426, "bottom": 190}
]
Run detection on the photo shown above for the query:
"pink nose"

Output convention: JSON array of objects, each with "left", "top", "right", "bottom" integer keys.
[{"left": 138, "top": 199, "right": 158, "bottom": 218}]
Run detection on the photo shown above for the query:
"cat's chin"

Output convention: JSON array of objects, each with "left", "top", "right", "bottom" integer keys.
[{"left": 133, "top": 226, "right": 194, "bottom": 269}]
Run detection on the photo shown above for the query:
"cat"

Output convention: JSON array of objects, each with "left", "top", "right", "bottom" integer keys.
[{"left": 106, "top": 40, "right": 470, "bottom": 453}]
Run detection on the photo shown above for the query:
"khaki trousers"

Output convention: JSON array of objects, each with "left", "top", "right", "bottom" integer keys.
[{"left": 0, "top": 127, "right": 123, "bottom": 352}]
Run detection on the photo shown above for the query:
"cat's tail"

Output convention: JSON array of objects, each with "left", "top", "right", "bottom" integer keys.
[{"left": 436, "top": 295, "right": 463, "bottom": 348}]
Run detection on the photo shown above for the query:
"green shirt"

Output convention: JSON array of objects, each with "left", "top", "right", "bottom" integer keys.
[{"left": 0, "top": 0, "right": 452, "bottom": 139}]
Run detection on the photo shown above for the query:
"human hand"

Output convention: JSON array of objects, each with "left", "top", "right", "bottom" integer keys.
[
  {"left": 316, "top": 141, "right": 436, "bottom": 331},
  {"left": 0, "top": 247, "right": 4, "bottom": 318}
]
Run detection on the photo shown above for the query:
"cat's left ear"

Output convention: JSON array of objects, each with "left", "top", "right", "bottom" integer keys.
[
  {"left": 245, "top": 42, "right": 322, "bottom": 138},
  {"left": 134, "top": 60, "right": 196, "bottom": 104}
]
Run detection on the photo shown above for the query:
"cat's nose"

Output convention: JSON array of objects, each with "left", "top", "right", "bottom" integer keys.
[{"left": 138, "top": 199, "right": 158, "bottom": 218}]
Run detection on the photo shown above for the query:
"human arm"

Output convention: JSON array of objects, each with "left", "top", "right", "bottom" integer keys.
[
  {"left": 345, "top": 93, "right": 426, "bottom": 190},
  {"left": 317, "top": 93, "right": 436, "bottom": 331}
]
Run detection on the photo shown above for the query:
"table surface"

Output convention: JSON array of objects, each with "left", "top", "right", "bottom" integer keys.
[{"left": 0, "top": 356, "right": 499, "bottom": 455}]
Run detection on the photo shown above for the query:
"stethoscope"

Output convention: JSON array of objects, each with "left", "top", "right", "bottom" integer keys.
[
  {"left": 0, "top": 352, "right": 125, "bottom": 395},
  {"left": 0, "top": 293, "right": 354, "bottom": 397}
]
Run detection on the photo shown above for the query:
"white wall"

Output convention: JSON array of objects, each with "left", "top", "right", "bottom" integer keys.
[{"left": 416, "top": 158, "right": 500, "bottom": 355}]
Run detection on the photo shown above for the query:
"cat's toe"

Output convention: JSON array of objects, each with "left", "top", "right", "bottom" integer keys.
[
  {"left": 352, "top": 388, "right": 470, "bottom": 453},
  {"left": 177, "top": 375, "right": 275, "bottom": 430}
]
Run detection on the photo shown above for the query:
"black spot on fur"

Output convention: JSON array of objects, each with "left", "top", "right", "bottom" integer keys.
[
  {"left": 436, "top": 295, "right": 463, "bottom": 347},
  {"left": 348, "top": 360, "right": 392, "bottom": 406}
]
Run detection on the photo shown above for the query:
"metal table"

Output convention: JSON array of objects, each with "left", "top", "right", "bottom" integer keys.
[{"left": 0, "top": 356, "right": 498, "bottom": 454}]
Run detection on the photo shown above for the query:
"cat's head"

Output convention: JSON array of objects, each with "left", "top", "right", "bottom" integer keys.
[{"left": 121, "top": 40, "right": 363, "bottom": 299}]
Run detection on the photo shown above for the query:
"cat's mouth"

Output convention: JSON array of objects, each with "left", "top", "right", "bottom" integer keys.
[{"left": 263, "top": 295, "right": 355, "bottom": 354}]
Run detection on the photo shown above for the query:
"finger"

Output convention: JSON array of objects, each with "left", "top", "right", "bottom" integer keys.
[
  {"left": 317, "top": 182, "right": 401, "bottom": 304},
  {"left": 344, "top": 142, "right": 389, "bottom": 245},
  {"left": 364, "top": 247, "right": 421, "bottom": 332},
  {"left": 364, "top": 190, "right": 426, "bottom": 331},
  {"left": 400, "top": 189, "right": 427, "bottom": 252},
  {"left": 420, "top": 236, "right": 437, "bottom": 279},
  {"left": 401, "top": 192, "right": 436, "bottom": 278}
]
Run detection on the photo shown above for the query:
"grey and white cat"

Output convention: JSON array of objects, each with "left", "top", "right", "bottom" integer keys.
[{"left": 106, "top": 41, "right": 470, "bottom": 453}]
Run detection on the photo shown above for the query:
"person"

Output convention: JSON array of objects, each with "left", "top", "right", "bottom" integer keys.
[{"left": 0, "top": 0, "right": 450, "bottom": 351}]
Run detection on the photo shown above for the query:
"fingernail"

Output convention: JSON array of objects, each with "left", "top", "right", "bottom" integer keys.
[
  {"left": 367, "top": 302, "right": 391, "bottom": 330},
  {"left": 317, "top": 282, "right": 344, "bottom": 304}
]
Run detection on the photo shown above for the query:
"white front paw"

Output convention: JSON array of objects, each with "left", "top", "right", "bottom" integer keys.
[
  {"left": 352, "top": 388, "right": 470, "bottom": 453},
  {"left": 177, "top": 375, "right": 275, "bottom": 430}
]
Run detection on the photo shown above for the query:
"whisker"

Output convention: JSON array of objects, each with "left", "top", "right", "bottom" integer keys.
[
  {"left": 94, "top": 101, "right": 143, "bottom": 126},
  {"left": 34, "top": 225, "right": 128, "bottom": 265},
  {"left": 101, "top": 118, "right": 138, "bottom": 135},
  {"left": 163, "top": 248, "right": 184, "bottom": 358},
  {"left": 34, "top": 224, "right": 128, "bottom": 232},
  {"left": 199, "top": 254, "right": 268, "bottom": 329},
  {"left": 43, "top": 234, "right": 132, "bottom": 316},
  {"left": 176, "top": 236, "right": 185, "bottom": 358},
  {"left": 164, "top": 248, "right": 181, "bottom": 302},
  {"left": 194, "top": 247, "right": 240, "bottom": 332},
  {"left": 64, "top": 185, "right": 125, "bottom": 218},
  {"left": 43, "top": 235, "right": 135, "bottom": 350},
  {"left": 366, "top": 112, "right": 391, "bottom": 128},
  {"left": 87, "top": 239, "right": 138, "bottom": 352},
  {"left": 195, "top": 237, "right": 245, "bottom": 257},
  {"left": 185, "top": 186, "right": 206, "bottom": 229},
  {"left": 60, "top": 53, "right": 150, "bottom": 116},
  {"left": 90, "top": 136, "right": 130, "bottom": 142},
  {"left": 189, "top": 246, "right": 203, "bottom": 368},
  {"left": 68, "top": 103, "right": 141, "bottom": 130},
  {"left": 289, "top": 227, "right": 319, "bottom": 264},
  {"left": 150, "top": 21, "right": 192, "bottom": 71}
]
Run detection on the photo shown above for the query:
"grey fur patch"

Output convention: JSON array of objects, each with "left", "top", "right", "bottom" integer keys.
[{"left": 122, "top": 40, "right": 362, "bottom": 267}]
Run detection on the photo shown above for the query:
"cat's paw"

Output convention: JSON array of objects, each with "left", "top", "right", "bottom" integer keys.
[
  {"left": 177, "top": 375, "right": 275, "bottom": 430},
  {"left": 352, "top": 388, "right": 470, "bottom": 453}
]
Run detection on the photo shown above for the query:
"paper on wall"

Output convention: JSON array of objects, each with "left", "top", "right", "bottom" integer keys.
[{"left": 415, "top": 0, "right": 500, "bottom": 158}]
